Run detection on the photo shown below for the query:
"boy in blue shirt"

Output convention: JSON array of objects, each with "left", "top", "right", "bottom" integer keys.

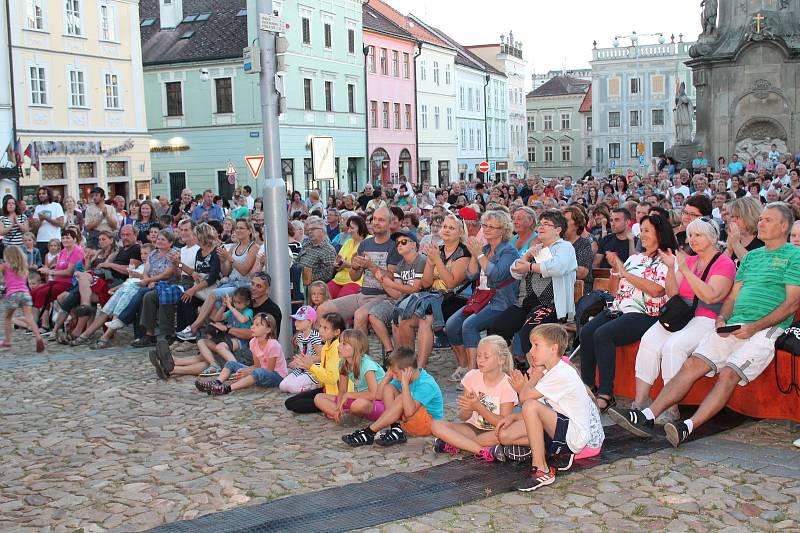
[{"left": 342, "top": 346, "right": 443, "bottom": 447}]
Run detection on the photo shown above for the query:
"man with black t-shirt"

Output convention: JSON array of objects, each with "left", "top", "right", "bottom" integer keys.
[{"left": 593, "top": 208, "right": 635, "bottom": 269}]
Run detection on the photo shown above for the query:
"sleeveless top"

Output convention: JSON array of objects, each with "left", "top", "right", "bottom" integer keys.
[
  {"left": 228, "top": 241, "right": 255, "bottom": 282},
  {"left": 432, "top": 243, "right": 471, "bottom": 292}
]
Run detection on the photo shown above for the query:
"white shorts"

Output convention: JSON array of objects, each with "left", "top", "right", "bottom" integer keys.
[{"left": 693, "top": 326, "right": 784, "bottom": 386}]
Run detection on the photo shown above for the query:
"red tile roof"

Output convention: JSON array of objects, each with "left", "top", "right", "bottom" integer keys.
[
  {"left": 579, "top": 84, "right": 592, "bottom": 113},
  {"left": 366, "top": 0, "right": 451, "bottom": 49}
]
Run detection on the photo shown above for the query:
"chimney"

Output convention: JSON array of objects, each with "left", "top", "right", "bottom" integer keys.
[{"left": 159, "top": 0, "right": 184, "bottom": 29}]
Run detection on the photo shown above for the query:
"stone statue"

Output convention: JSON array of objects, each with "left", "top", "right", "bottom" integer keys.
[
  {"left": 700, "top": 0, "right": 718, "bottom": 36},
  {"left": 674, "top": 81, "right": 693, "bottom": 144}
]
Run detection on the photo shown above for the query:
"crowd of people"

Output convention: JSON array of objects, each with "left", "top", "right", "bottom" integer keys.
[{"left": 5, "top": 149, "right": 800, "bottom": 491}]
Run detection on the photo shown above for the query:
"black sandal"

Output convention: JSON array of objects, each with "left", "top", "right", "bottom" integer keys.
[{"left": 596, "top": 394, "right": 617, "bottom": 413}]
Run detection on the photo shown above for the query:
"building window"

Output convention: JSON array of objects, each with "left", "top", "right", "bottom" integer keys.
[
  {"left": 368, "top": 46, "right": 375, "bottom": 73},
  {"left": 303, "top": 78, "right": 312, "bottom": 110},
  {"left": 165, "top": 81, "right": 181, "bottom": 116},
  {"left": 370, "top": 100, "right": 377, "bottom": 127},
  {"left": 467, "top": 87, "right": 473, "bottom": 111},
  {"left": 608, "top": 77, "right": 620, "bottom": 98},
  {"left": 477, "top": 129, "right": 482, "bottom": 151},
  {"left": 324, "top": 81, "right": 333, "bottom": 111},
  {"left": 459, "top": 87, "right": 465, "bottom": 110},
  {"left": 652, "top": 108, "right": 664, "bottom": 126},
  {"left": 419, "top": 60, "right": 426, "bottom": 81},
  {"left": 104, "top": 73, "right": 120, "bottom": 109},
  {"left": 630, "top": 77, "right": 641, "bottom": 95},
  {"left": 460, "top": 127, "right": 465, "bottom": 150},
  {"left": 527, "top": 146, "right": 536, "bottom": 162},
  {"left": 543, "top": 115, "right": 552, "bottom": 131},
  {"left": 652, "top": 141, "right": 665, "bottom": 156},
  {"left": 41, "top": 163, "right": 65, "bottom": 180},
  {"left": 475, "top": 89, "right": 480, "bottom": 111},
  {"left": 438, "top": 160, "right": 450, "bottom": 184},
  {"left": 469, "top": 129, "right": 474, "bottom": 150},
  {"left": 99, "top": 2, "right": 116, "bottom": 41},
  {"left": 561, "top": 113, "right": 570, "bottom": 129},
  {"left": 608, "top": 142, "right": 621, "bottom": 159},
  {"left": 445, "top": 65, "right": 451, "bottom": 85},
  {"left": 392, "top": 51, "right": 399, "bottom": 77},
  {"left": 488, "top": 126, "right": 493, "bottom": 149},
  {"left": 561, "top": 145, "right": 571, "bottom": 162},
  {"left": 651, "top": 74, "right": 665, "bottom": 95},
  {"left": 527, "top": 116, "right": 535, "bottom": 131},
  {"left": 434, "top": 106, "right": 440, "bottom": 129},
  {"left": 393, "top": 103, "right": 400, "bottom": 129},
  {"left": 68, "top": 70, "right": 85, "bottom": 107},
  {"left": 281, "top": 158, "right": 294, "bottom": 186},
  {"left": 380, "top": 48, "right": 388, "bottom": 75},
  {"left": 348, "top": 28, "right": 355, "bottom": 54},
  {"left": 26, "top": 0, "right": 44, "bottom": 30},
  {"left": 382, "top": 102, "right": 389, "bottom": 128},
  {"left": 587, "top": 144, "right": 592, "bottom": 159},
  {"left": 433, "top": 61, "right": 440, "bottom": 85},
  {"left": 544, "top": 146, "right": 553, "bottom": 162},
  {"left": 630, "top": 110, "right": 640, "bottom": 127},
  {"left": 630, "top": 142, "right": 639, "bottom": 158},
  {"left": 106, "top": 160, "right": 127, "bottom": 177},
  {"left": 608, "top": 111, "right": 620, "bottom": 128},
  {"left": 347, "top": 84, "right": 355, "bottom": 113},
  {"left": 301, "top": 16, "right": 311, "bottom": 45},
  {"left": 304, "top": 158, "right": 313, "bottom": 190},
  {"left": 78, "top": 161, "right": 96, "bottom": 178},
  {"left": 586, "top": 116, "right": 592, "bottom": 131},
  {"left": 402, "top": 53, "right": 410, "bottom": 78},
  {"left": 447, "top": 108, "right": 452, "bottom": 130},
  {"left": 215, "top": 77, "right": 233, "bottom": 113},
  {"left": 323, "top": 22, "right": 332, "bottom": 49},
  {"left": 405, "top": 104, "right": 411, "bottom": 129},
  {"left": 65, "top": 0, "right": 82, "bottom": 36},
  {"left": 419, "top": 160, "right": 430, "bottom": 181},
  {"left": 421, "top": 105, "right": 427, "bottom": 129},
  {"left": 29, "top": 66, "right": 47, "bottom": 105}
]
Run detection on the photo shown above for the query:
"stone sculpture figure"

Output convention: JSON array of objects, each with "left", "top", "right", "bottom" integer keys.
[
  {"left": 674, "top": 81, "right": 693, "bottom": 144},
  {"left": 700, "top": 0, "right": 718, "bottom": 36}
]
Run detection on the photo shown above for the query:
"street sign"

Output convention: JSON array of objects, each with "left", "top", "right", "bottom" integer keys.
[
  {"left": 245, "top": 155, "right": 264, "bottom": 178},
  {"left": 243, "top": 45, "right": 261, "bottom": 74},
  {"left": 478, "top": 161, "right": 490, "bottom": 173},
  {"left": 637, "top": 143, "right": 645, "bottom": 155},
  {"left": 259, "top": 13, "right": 288, "bottom": 33},
  {"left": 226, "top": 161, "right": 237, "bottom": 184},
  {"left": 490, "top": 161, "right": 497, "bottom": 172},
  {"left": 610, "top": 160, "right": 617, "bottom": 170},
  {"left": 639, "top": 155, "right": 646, "bottom": 166}
]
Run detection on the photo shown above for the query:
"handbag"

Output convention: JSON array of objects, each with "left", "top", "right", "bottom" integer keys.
[
  {"left": 774, "top": 321, "right": 800, "bottom": 395},
  {"left": 462, "top": 278, "right": 515, "bottom": 317},
  {"left": 658, "top": 253, "right": 720, "bottom": 332}
]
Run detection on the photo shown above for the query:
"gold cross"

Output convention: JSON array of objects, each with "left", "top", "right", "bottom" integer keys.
[{"left": 754, "top": 13, "right": 765, "bottom": 34}]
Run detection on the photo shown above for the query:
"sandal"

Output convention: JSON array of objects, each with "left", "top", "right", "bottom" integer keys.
[
  {"left": 199, "top": 363, "right": 222, "bottom": 377},
  {"left": 596, "top": 394, "right": 617, "bottom": 413},
  {"left": 57, "top": 331, "right": 76, "bottom": 345},
  {"left": 70, "top": 335, "right": 93, "bottom": 346},
  {"left": 90, "top": 339, "right": 110, "bottom": 350}
]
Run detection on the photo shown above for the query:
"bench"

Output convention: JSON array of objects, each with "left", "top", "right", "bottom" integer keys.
[{"left": 612, "top": 315, "right": 800, "bottom": 423}]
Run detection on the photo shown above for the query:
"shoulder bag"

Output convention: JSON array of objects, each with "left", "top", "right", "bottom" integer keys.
[{"left": 658, "top": 252, "right": 721, "bottom": 332}]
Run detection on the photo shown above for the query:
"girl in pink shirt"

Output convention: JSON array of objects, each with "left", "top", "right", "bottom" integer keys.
[
  {"left": 2, "top": 246, "right": 45, "bottom": 352},
  {"left": 196, "top": 313, "right": 287, "bottom": 396},
  {"left": 430, "top": 335, "right": 518, "bottom": 461}
]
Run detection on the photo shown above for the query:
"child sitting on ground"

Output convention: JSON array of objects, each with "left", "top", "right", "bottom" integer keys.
[
  {"left": 1, "top": 245, "right": 45, "bottom": 352},
  {"left": 342, "top": 346, "right": 443, "bottom": 447},
  {"left": 279, "top": 306, "right": 323, "bottom": 394},
  {"left": 494, "top": 324, "right": 604, "bottom": 492},
  {"left": 197, "top": 287, "right": 253, "bottom": 376},
  {"left": 285, "top": 312, "right": 347, "bottom": 413},
  {"left": 197, "top": 313, "right": 287, "bottom": 396},
  {"left": 314, "top": 329, "right": 386, "bottom": 424},
  {"left": 430, "top": 335, "right": 518, "bottom": 461}
]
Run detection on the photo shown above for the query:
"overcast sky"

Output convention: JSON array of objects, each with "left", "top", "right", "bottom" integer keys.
[{"left": 395, "top": 0, "right": 702, "bottom": 86}]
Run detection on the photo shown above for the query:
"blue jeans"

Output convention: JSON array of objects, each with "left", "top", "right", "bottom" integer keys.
[
  {"left": 224, "top": 361, "right": 282, "bottom": 388},
  {"left": 445, "top": 305, "right": 498, "bottom": 349},
  {"left": 213, "top": 280, "right": 252, "bottom": 308},
  {"left": 118, "top": 287, "right": 150, "bottom": 338}
]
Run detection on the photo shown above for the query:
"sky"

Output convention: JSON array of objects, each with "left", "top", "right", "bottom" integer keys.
[{"left": 394, "top": 0, "right": 702, "bottom": 86}]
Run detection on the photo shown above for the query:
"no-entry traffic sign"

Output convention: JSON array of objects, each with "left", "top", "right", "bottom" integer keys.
[
  {"left": 245, "top": 155, "right": 264, "bottom": 178},
  {"left": 478, "top": 161, "right": 490, "bottom": 173}
]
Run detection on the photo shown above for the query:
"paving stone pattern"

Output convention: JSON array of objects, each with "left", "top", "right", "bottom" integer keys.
[{"left": 0, "top": 329, "right": 798, "bottom": 532}]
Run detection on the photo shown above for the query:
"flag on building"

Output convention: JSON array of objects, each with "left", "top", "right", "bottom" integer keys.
[
  {"left": 13, "top": 138, "right": 23, "bottom": 168},
  {"left": 24, "top": 142, "right": 40, "bottom": 171},
  {"left": 4, "top": 141, "right": 13, "bottom": 164}
]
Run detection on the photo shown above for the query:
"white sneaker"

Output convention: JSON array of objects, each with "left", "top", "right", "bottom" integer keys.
[
  {"left": 793, "top": 438, "right": 800, "bottom": 448},
  {"left": 447, "top": 366, "right": 468, "bottom": 382},
  {"left": 105, "top": 319, "right": 125, "bottom": 331},
  {"left": 176, "top": 326, "right": 196, "bottom": 341}
]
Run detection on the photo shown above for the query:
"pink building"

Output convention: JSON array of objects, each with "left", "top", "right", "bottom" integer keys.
[{"left": 363, "top": 3, "right": 418, "bottom": 187}]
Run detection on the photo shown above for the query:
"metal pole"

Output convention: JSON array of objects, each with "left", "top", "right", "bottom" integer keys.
[
  {"left": 5, "top": 0, "right": 20, "bottom": 196},
  {"left": 256, "top": 0, "right": 292, "bottom": 356}
]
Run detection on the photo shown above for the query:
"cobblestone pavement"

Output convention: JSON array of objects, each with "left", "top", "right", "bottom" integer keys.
[{"left": 0, "top": 329, "right": 798, "bottom": 532}]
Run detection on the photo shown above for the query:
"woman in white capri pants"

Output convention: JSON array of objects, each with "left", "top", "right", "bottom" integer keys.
[{"left": 634, "top": 217, "right": 736, "bottom": 423}]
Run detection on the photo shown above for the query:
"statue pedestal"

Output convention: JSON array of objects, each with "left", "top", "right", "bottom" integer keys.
[{"left": 666, "top": 141, "right": 702, "bottom": 171}]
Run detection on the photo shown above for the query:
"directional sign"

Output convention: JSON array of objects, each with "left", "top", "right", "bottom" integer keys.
[
  {"left": 478, "top": 161, "right": 490, "bottom": 173},
  {"left": 639, "top": 155, "right": 646, "bottom": 167},
  {"left": 259, "top": 13, "right": 288, "bottom": 33},
  {"left": 245, "top": 155, "right": 264, "bottom": 178},
  {"left": 490, "top": 161, "right": 497, "bottom": 172}
]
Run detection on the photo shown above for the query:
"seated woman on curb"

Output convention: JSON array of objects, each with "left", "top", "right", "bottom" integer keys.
[
  {"left": 445, "top": 210, "right": 519, "bottom": 377},
  {"left": 395, "top": 214, "right": 471, "bottom": 370},
  {"left": 488, "top": 209, "right": 576, "bottom": 367},
  {"left": 579, "top": 214, "right": 676, "bottom": 412},
  {"left": 624, "top": 217, "right": 735, "bottom": 424}
]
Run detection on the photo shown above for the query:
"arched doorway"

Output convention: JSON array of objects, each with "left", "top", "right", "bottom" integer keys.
[
  {"left": 399, "top": 149, "right": 412, "bottom": 184},
  {"left": 370, "top": 148, "right": 390, "bottom": 187}
]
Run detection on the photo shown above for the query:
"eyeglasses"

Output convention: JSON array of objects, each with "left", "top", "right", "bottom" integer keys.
[
  {"left": 682, "top": 209, "right": 702, "bottom": 218},
  {"left": 481, "top": 223, "right": 503, "bottom": 230},
  {"left": 537, "top": 222, "right": 556, "bottom": 229},
  {"left": 395, "top": 239, "right": 411, "bottom": 247}
]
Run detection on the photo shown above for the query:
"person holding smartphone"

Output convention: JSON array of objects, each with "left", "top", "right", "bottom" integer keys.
[{"left": 610, "top": 203, "right": 800, "bottom": 448}]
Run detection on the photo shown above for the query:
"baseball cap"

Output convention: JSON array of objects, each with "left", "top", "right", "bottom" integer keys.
[
  {"left": 291, "top": 305, "right": 317, "bottom": 322},
  {"left": 458, "top": 206, "right": 479, "bottom": 221},
  {"left": 391, "top": 231, "right": 418, "bottom": 245}
]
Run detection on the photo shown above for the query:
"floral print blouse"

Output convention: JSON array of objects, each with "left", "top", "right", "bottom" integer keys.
[{"left": 612, "top": 253, "right": 668, "bottom": 316}]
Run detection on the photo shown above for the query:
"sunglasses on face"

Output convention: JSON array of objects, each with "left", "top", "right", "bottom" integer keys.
[{"left": 395, "top": 239, "right": 412, "bottom": 247}]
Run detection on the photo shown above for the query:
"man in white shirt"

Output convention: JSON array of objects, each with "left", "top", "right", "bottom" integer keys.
[
  {"left": 243, "top": 185, "right": 255, "bottom": 210},
  {"left": 668, "top": 176, "right": 690, "bottom": 201},
  {"left": 31, "top": 186, "right": 65, "bottom": 257}
]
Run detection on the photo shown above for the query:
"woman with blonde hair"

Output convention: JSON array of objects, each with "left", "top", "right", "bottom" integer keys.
[{"left": 725, "top": 196, "right": 764, "bottom": 265}]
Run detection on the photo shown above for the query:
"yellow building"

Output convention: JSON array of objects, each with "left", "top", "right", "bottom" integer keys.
[{"left": 10, "top": 0, "right": 150, "bottom": 204}]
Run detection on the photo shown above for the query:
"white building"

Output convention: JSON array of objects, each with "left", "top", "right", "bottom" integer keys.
[
  {"left": 468, "top": 31, "right": 528, "bottom": 181},
  {"left": 531, "top": 68, "right": 591, "bottom": 91},
  {"left": 589, "top": 36, "right": 694, "bottom": 176},
  {"left": 0, "top": 0, "right": 18, "bottom": 194},
  {"left": 526, "top": 76, "right": 591, "bottom": 180}
]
